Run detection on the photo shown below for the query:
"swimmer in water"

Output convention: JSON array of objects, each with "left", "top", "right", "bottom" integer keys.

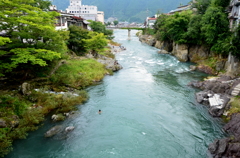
[{"left": 98, "top": 110, "right": 101, "bottom": 114}]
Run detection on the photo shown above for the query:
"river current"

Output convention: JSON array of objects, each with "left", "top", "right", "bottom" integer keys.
[{"left": 7, "top": 29, "right": 226, "bottom": 158}]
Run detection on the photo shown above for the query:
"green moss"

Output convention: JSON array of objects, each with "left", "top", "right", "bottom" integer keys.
[
  {"left": 228, "top": 97, "right": 240, "bottom": 115},
  {"left": 201, "top": 57, "right": 218, "bottom": 69}
]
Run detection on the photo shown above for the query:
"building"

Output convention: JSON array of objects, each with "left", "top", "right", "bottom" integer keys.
[
  {"left": 168, "top": 4, "right": 191, "bottom": 15},
  {"left": 97, "top": 11, "right": 104, "bottom": 24},
  {"left": 144, "top": 15, "right": 159, "bottom": 28},
  {"left": 49, "top": 5, "right": 89, "bottom": 30},
  {"left": 228, "top": 0, "right": 240, "bottom": 29},
  {"left": 66, "top": 0, "right": 99, "bottom": 21}
]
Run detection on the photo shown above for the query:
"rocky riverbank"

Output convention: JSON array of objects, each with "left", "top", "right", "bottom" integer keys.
[
  {"left": 189, "top": 76, "right": 240, "bottom": 157},
  {"left": 138, "top": 33, "right": 240, "bottom": 76},
  {"left": 0, "top": 44, "right": 125, "bottom": 157},
  {"left": 138, "top": 33, "right": 240, "bottom": 157}
]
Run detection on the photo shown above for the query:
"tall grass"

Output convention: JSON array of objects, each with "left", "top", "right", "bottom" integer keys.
[
  {"left": 50, "top": 59, "right": 107, "bottom": 88},
  {"left": 228, "top": 97, "right": 240, "bottom": 115},
  {"left": 0, "top": 89, "right": 88, "bottom": 157}
]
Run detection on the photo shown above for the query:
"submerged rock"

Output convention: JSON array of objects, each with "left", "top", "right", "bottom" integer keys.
[
  {"left": 45, "top": 125, "right": 63, "bottom": 138},
  {"left": 65, "top": 126, "right": 75, "bottom": 132}
]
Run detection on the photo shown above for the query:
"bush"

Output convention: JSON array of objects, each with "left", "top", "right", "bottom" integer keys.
[
  {"left": 50, "top": 59, "right": 106, "bottom": 88},
  {"left": 0, "top": 89, "right": 89, "bottom": 157}
]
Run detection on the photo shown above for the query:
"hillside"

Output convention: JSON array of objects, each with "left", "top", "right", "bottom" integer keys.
[{"left": 53, "top": 0, "right": 191, "bottom": 22}]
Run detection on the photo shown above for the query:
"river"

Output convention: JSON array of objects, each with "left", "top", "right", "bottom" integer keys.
[{"left": 7, "top": 29, "right": 226, "bottom": 158}]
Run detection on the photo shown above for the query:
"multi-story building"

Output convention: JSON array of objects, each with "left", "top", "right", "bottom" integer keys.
[
  {"left": 66, "top": 0, "right": 99, "bottom": 21},
  {"left": 97, "top": 11, "right": 104, "bottom": 24}
]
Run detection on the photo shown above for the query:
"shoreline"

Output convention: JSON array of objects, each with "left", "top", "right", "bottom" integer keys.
[
  {"left": 138, "top": 34, "right": 240, "bottom": 157},
  {"left": 0, "top": 44, "right": 125, "bottom": 157}
]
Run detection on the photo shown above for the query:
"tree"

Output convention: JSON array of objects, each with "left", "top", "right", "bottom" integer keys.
[
  {"left": 0, "top": 37, "right": 11, "bottom": 46},
  {"left": 192, "top": 0, "right": 211, "bottom": 14},
  {"left": 113, "top": 20, "right": 119, "bottom": 26},
  {"left": 89, "top": 21, "right": 114, "bottom": 39},
  {"left": 201, "top": 5, "right": 229, "bottom": 46},
  {"left": 185, "top": 14, "right": 204, "bottom": 44},
  {"left": 83, "top": 32, "right": 108, "bottom": 57},
  {"left": 68, "top": 25, "right": 90, "bottom": 55},
  {"left": 0, "top": 0, "right": 68, "bottom": 77},
  {"left": 154, "top": 11, "right": 192, "bottom": 43}
]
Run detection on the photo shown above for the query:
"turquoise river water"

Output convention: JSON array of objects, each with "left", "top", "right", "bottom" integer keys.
[{"left": 7, "top": 29, "right": 226, "bottom": 158}]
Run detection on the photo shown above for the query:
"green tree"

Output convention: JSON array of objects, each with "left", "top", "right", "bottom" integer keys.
[
  {"left": 89, "top": 21, "right": 114, "bottom": 39},
  {"left": 185, "top": 14, "right": 203, "bottom": 44},
  {"left": 0, "top": 37, "right": 11, "bottom": 46},
  {"left": 83, "top": 32, "right": 108, "bottom": 57},
  {"left": 212, "top": 0, "right": 231, "bottom": 8},
  {"left": 113, "top": 20, "right": 119, "bottom": 26},
  {"left": 192, "top": 0, "right": 211, "bottom": 14},
  {"left": 0, "top": 0, "right": 68, "bottom": 77},
  {"left": 154, "top": 11, "right": 192, "bottom": 43},
  {"left": 201, "top": 5, "right": 229, "bottom": 46},
  {"left": 68, "top": 25, "right": 90, "bottom": 55}
]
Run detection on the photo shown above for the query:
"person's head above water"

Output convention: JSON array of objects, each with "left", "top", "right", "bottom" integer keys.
[{"left": 98, "top": 110, "right": 101, "bottom": 114}]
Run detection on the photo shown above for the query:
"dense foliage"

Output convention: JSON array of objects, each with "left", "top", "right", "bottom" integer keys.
[
  {"left": 153, "top": 0, "right": 240, "bottom": 57},
  {"left": 89, "top": 21, "right": 114, "bottom": 39},
  {"left": 53, "top": 0, "right": 190, "bottom": 22},
  {"left": 0, "top": 89, "right": 88, "bottom": 157},
  {"left": 0, "top": 0, "right": 68, "bottom": 77},
  {"left": 68, "top": 25, "right": 90, "bottom": 55},
  {"left": 0, "top": 0, "right": 115, "bottom": 157}
]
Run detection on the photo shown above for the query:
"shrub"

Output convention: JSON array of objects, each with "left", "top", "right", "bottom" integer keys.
[{"left": 50, "top": 59, "right": 106, "bottom": 88}]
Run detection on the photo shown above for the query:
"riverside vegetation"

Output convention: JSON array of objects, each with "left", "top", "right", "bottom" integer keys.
[
  {"left": 139, "top": 0, "right": 240, "bottom": 157},
  {"left": 142, "top": 0, "right": 240, "bottom": 118},
  {"left": 0, "top": 0, "right": 122, "bottom": 157}
]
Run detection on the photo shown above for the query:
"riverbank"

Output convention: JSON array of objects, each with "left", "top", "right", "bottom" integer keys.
[
  {"left": 0, "top": 43, "right": 124, "bottom": 157},
  {"left": 138, "top": 33, "right": 240, "bottom": 157}
]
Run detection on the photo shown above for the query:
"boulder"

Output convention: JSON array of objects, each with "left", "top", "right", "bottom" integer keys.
[
  {"left": 223, "top": 113, "right": 240, "bottom": 136},
  {"left": 172, "top": 42, "right": 189, "bottom": 62},
  {"left": 45, "top": 125, "right": 63, "bottom": 138},
  {"left": 225, "top": 53, "right": 240, "bottom": 77},
  {"left": 158, "top": 50, "right": 169, "bottom": 54},
  {"left": 0, "top": 118, "right": 7, "bottom": 128},
  {"left": 139, "top": 35, "right": 157, "bottom": 46},
  {"left": 148, "top": 38, "right": 156, "bottom": 46},
  {"left": 208, "top": 138, "right": 229, "bottom": 157},
  {"left": 155, "top": 40, "right": 173, "bottom": 52},
  {"left": 189, "top": 65, "right": 197, "bottom": 71},
  {"left": 97, "top": 58, "right": 123, "bottom": 72},
  {"left": 188, "top": 45, "right": 210, "bottom": 62},
  {"left": 20, "top": 82, "right": 32, "bottom": 95},
  {"left": 197, "top": 65, "right": 216, "bottom": 75},
  {"left": 208, "top": 95, "right": 230, "bottom": 117},
  {"left": 215, "top": 60, "right": 226, "bottom": 71},
  {"left": 65, "top": 126, "right": 75, "bottom": 132}
]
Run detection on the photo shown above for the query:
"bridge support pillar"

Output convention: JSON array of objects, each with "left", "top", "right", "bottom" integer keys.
[{"left": 128, "top": 29, "right": 131, "bottom": 40}]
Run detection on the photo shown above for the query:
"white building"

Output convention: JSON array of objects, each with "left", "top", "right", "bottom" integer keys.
[
  {"left": 97, "top": 11, "right": 104, "bottom": 24},
  {"left": 66, "top": 0, "right": 98, "bottom": 21}
]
